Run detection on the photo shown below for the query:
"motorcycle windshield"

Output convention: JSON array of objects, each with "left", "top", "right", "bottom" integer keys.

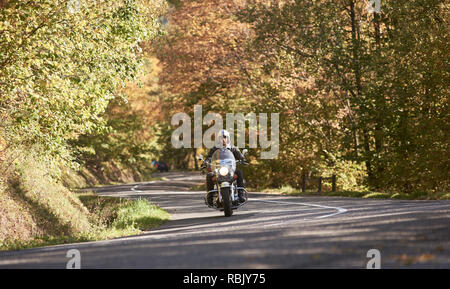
[{"left": 211, "top": 148, "right": 236, "bottom": 175}]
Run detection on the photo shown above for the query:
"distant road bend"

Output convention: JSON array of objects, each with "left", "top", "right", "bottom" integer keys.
[{"left": 0, "top": 171, "right": 449, "bottom": 268}]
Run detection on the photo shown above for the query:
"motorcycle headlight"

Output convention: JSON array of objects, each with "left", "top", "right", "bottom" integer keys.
[{"left": 219, "top": 167, "right": 229, "bottom": 176}]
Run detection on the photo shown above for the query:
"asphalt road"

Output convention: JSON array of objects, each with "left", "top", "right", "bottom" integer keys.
[{"left": 0, "top": 171, "right": 449, "bottom": 269}]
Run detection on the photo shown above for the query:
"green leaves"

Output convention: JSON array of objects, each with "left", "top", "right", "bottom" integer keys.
[
  {"left": 0, "top": 0, "right": 166, "bottom": 160},
  {"left": 239, "top": 0, "right": 449, "bottom": 192}
]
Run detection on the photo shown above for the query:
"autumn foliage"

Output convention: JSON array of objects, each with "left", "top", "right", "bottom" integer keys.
[{"left": 155, "top": 0, "right": 449, "bottom": 193}]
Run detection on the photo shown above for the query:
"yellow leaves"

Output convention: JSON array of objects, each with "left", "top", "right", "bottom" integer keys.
[
  {"left": 0, "top": 0, "right": 166, "bottom": 157},
  {"left": 156, "top": 0, "right": 253, "bottom": 99}
]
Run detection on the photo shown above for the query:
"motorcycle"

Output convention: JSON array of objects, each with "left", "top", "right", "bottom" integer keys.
[{"left": 199, "top": 148, "right": 249, "bottom": 217}]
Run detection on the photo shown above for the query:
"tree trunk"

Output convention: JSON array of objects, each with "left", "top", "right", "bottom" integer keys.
[
  {"left": 193, "top": 148, "right": 198, "bottom": 170},
  {"left": 373, "top": 9, "right": 385, "bottom": 186},
  {"left": 349, "top": 0, "right": 374, "bottom": 181}
]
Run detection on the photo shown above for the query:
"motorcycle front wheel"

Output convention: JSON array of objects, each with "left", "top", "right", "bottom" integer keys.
[{"left": 221, "top": 187, "right": 233, "bottom": 217}]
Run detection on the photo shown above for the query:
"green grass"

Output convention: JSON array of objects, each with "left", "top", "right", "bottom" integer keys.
[
  {"left": 264, "top": 185, "right": 449, "bottom": 200},
  {"left": 188, "top": 181, "right": 449, "bottom": 200},
  {"left": 109, "top": 198, "right": 169, "bottom": 232},
  {"left": 0, "top": 193, "right": 169, "bottom": 251},
  {"left": 76, "top": 193, "right": 170, "bottom": 239},
  {"left": 81, "top": 176, "right": 168, "bottom": 189},
  {"left": 362, "top": 192, "right": 391, "bottom": 199},
  {"left": 189, "top": 182, "right": 206, "bottom": 191}
]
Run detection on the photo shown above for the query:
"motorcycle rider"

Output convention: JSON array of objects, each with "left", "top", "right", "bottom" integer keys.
[{"left": 203, "top": 129, "right": 247, "bottom": 205}]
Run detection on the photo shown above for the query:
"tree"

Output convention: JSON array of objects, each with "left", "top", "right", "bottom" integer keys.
[
  {"left": 239, "top": 0, "right": 449, "bottom": 192},
  {"left": 154, "top": 0, "right": 448, "bottom": 193},
  {"left": 0, "top": 0, "right": 166, "bottom": 162}
]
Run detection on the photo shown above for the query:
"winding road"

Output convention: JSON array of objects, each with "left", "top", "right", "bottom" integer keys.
[{"left": 0, "top": 171, "right": 449, "bottom": 268}]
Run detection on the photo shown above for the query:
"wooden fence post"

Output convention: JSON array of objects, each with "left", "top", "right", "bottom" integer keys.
[
  {"left": 302, "top": 173, "right": 306, "bottom": 193},
  {"left": 318, "top": 177, "right": 322, "bottom": 193},
  {"left": 332, "top": 174, "right": 336, "bottom": 192}
]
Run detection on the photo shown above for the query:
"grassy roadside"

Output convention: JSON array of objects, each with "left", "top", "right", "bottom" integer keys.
[
  {"left": 189, "top": 181, "right": 449, "bottom": 200},
  {"left": 189, "top": 183, "right": 206, "bottom": 191},
  {"left": 78, "top": 176, "right": 169, "bottom": 189},
  {"left": 261, "top": 185, "right": 450, "bottom": 200},
  {"left": 0, "top": 147, "right": 172, "bottom": 252},
  {"left": 1, "top": 192, "right": 169, "bottom": 251},
  {"left": 77, "top": 193, "right": 169, "bottom": 239}
]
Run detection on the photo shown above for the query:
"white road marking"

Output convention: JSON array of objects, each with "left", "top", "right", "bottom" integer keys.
[
  {"left": 131, "top": 182, "right": 156, "bottom": 193},
  {"left": 131, "top": 185, "right": 144, "bottom": 193},
  {"left": 133, "top": 183, "right": 348, "bottom": 220},
  {"left": 250, "top": 198, "right": 348, "bottom": 219},
  {"left": 0, "top": 184, "right": 349, "bottom": 259}
]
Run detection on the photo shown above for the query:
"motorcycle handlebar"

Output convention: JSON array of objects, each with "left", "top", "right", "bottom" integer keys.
[{"left": 200, "top": 159, "right": 248, "bottom": 170}]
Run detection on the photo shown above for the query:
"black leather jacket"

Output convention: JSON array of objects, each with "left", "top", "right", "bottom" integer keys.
[{"left": 206, "top": 146, "right": 245, "bottom": 162}]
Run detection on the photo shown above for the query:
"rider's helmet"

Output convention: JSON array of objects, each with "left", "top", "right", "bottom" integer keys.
[{"left": 216, "top": 129, "right": 231, "bottom": 148}]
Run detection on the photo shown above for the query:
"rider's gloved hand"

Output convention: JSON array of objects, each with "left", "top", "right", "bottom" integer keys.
[{"left": 201, "top": 159, "right": 209, "bottom": 169}]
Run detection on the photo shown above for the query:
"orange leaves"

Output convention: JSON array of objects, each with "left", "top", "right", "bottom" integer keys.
[{"left": 155, "top": 0, "right": 253, "bottom": 103}]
